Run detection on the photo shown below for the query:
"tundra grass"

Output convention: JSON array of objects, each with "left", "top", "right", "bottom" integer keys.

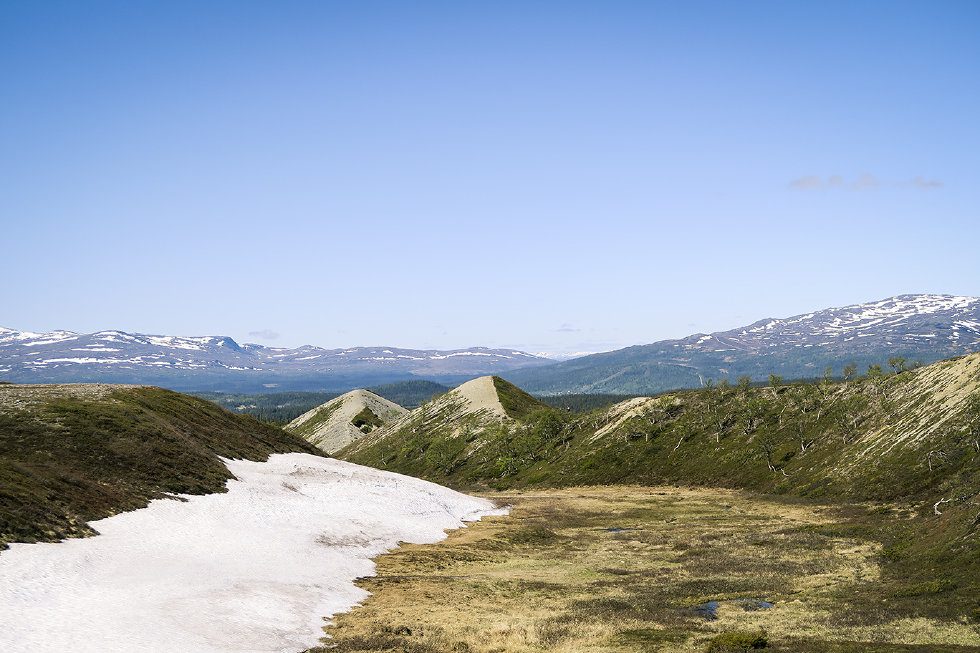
[{"left": 309, "top": 487, "right": 980, "bottom": 653}]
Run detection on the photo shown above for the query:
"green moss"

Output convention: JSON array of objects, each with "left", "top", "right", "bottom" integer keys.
[
  {"left": 504, "top": 526, "right": 561, "bottom": 545},
  {"left": 891, "top": 579, "right": 958, "bottom": 597},
  {"left": 351, "top": 406, "right": 383, "bottom": 432},
  {"left": 706, "top": 630, "right": 768, "bottom": 652},
  {"left": 616, "top": 627, "right": 691, "bottom": 646}
]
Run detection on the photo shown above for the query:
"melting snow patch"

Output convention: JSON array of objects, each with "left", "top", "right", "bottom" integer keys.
[
  {"left": 0, "top": 454, "right": 506, "bottom": 653},
  {"left": 428, "top": 351, "right": 500, "bottom": 359},
  {"left": 146, "top": 336, "right": 205, "bottom": 350},
  {"left": 35, "top": 357, "right": 141, "bottom": 365}
]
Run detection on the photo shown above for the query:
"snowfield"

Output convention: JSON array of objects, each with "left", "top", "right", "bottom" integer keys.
[{"left": 0, "top": 454, "right": 507, "bottom": 653}]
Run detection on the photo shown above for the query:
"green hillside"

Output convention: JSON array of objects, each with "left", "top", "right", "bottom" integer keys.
[
  {"left": 340, "top": 354, "right": 980, "bottom": 619},
  {"left": 349, "top": 355, "right": 979, "bottom": 499},
  {"left": 493, "top": 376, "right": 547, "bottom": 420},
  {"left": 0, "top": 384, "right": 323, "bottom": 549},
  {"left": 503, "top": 346, "right": 939, "bottom": 396},
  {"left": 342, "top": 376, "right": 553, "bottom": 477}
]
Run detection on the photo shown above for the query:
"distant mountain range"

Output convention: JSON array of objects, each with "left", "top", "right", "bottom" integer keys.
[
  {"left": 503, "top": 294, "right": 980, "bottom": 394},
  {"left": 3, "top": 294, "right": 978, "bottom": 394},
  {"left": 0, "top": 328, "right": 550, "bottom": 391}
]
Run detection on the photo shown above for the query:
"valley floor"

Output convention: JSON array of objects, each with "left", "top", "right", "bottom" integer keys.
[{"left": 312, "top": 486, "right": 980, "bottom": 653}]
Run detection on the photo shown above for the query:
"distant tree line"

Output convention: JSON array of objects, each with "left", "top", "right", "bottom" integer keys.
[
  {"left": 536, "top": 393, "right": 645, "bottom": 413},
  {"left": 194, "top": 379, "right": 452, "bottom": 424},
  {"left": 192, "top": 391, "right": 340, "bottom": 424}
]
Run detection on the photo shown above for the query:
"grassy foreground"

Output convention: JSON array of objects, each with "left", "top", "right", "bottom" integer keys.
[{"left": 310, "top": 487, "right": 979, "bottom": 653}]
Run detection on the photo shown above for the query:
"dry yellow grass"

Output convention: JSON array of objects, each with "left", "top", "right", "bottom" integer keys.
[{"left": 308, "top": 486, "right": 980, "bottom": 653}]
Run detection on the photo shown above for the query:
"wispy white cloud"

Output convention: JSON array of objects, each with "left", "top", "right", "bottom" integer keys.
[
  {"left": 788, "top": 174, "right": 942, "bottom": 191},
  {"left": 554, "top": 323, "right": 581, "bottom": 333},
  {"left": 248, "top": 329, "right": 280, "bottom": 340},
  {"left": 852, "top": 173, "right": 880, "bottom": 190},
  {"left": 789, "top": 175, "right": 822, "bottom": 190},
  {"left": 909, "top": 176, "right": 944, "bottom": 189}
]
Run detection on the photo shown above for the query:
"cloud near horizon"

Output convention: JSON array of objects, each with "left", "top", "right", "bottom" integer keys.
[
  {"left": 789, "top": 174, "right": 942, "bottom": 190},
  {"left": 909, "top": 176, "right": 944, "bottom": 189},
  {"left": 247, "top": 329, "right": 280, "bottom": 340}
]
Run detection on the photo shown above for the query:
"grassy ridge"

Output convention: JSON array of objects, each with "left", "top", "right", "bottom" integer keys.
[
  {"left": 343, "top": 357, "right": 980, "bottom": 500},
  {"left": 0, "top": 385, "right": 323, "bottom": 549},
  {"left": 493, "top": 376, "right": 550, "bottom": 420}
]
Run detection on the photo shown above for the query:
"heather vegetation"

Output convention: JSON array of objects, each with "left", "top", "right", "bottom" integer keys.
[{"left": 0, "top": 385, "right": 322, "bottom": 549}]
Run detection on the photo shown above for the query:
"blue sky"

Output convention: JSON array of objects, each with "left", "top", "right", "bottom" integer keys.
[{"left": 2, "top": 1, "right": 978, "bottom": 355}]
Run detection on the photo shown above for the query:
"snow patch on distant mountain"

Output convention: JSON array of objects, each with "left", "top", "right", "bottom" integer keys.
[
  {"left": 532, "top": 350, "right": 598, "bottom": 361},
  {"left": 0, "top": 327, "right": 551, "bottom": 389},
  {"left": 699, "top": 294, "right": 980, "bottom": 350},
  {"left": 504, "top": 294, "right": 980, "bottom": 395}
]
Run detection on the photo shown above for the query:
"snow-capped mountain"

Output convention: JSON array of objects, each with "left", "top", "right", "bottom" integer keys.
[
  {"left": 5, "top": 295, "right": 978, "bottom": 394},
  {"left": 677, "top": 294, "right": 980, "bottom": 353},
  {"left": 504, "top": 294, "right": 980, "bottom": 395},
  {"left": 0, "top": 328, "right": 550, "bottom": 391}
]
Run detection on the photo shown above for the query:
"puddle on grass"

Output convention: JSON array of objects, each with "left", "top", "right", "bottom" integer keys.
[
  {"left": 692, "top": 599, "right": 773, "bottom": 620},
  {"left": 693, "top": 601, "right": 721, "bottom": 620},
  {"left": 738, "top": 599, "right": 775, "bottom": 611},
  {"left": 604, "top": 526, "right": 640, "bottom": 533}
]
